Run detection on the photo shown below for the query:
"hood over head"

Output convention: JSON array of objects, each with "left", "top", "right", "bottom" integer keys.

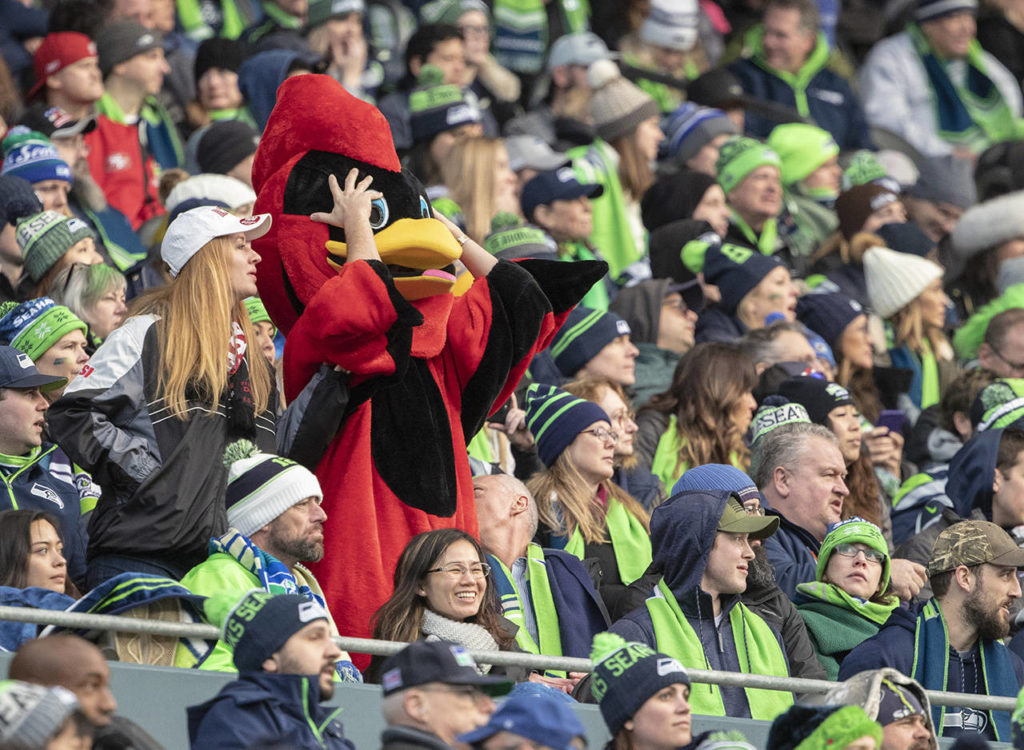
[
  {"left": 945, "top": 427, "right": 1003, "bottom": 520},
  {"left": 651, "top": 488, "right": 731, "bottom": 598}
]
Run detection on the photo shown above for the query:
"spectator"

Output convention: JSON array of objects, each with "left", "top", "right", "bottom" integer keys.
[
  {"left": 713, "top": 136, "right": 786, "bottom": 260},
  {"left": 976, "top": 308, "right": 1024, "bottom": 375},
  {"left": 24, "top": 33, "right": 104, "bottom": 121},
  {"left": 307, "top": 0, "right": 385, "bottom": 104},
  {"left": 641, "top": 170, "right": 732, "bottom": 236},
  {"left": 767, "top": 704, "right": 882, "bottom": 750},
  {"left": 589, "top": 633, "right": 693, "bottom": 750},
  {"left": 179, "top": 441, "right": 359, "bottom": 679},
  {"left": 379, "top": 639, "right": 510, "bottom": 750},
  {"left": 87, "top": 22, "right": 175, "bottom": 229},
  {"left": 0, "top": 681, "right": 92, "bottom": 750},
  {"left": 0, "top": 175, "right": 41, "bottom": 301},
  {"left": 737, "top": 321, "right": 820, "bottom": 374},
  {"left": 609, "top": 279, "right": 702, "bottom": 408},
  {"left": 568, "top": 60, "right": 663, "bottom": 284},
  {"left": 190, "top": 38, "right": 249, "bottom": 128},
  {"left": 473, "top": 473, "right": 607, "bottom": 686},
  {"left": 659, "top": 104, "right": 739, "bottom": 178},
  {"left": 238, "top": 49, "right": 319, "bottom": 131},
  {"left": 610, "top": 489, "right": 794, "bottom": 719},
  {"left": 47, "top": 206, "right": 278, "bottom": 586},
  {"left": 14, "top": 211, "right": 103, "bottom": 297},
  {"left": 187, "top": 590, "right": 356, "bottom": 749},
  {"left": 822, "top": 669, "right": 937, "bottom": 750},
  {"left": 0, "top": 297, "right": 91, "bottom": 402},
  {"left": 49, "top": 263, "right": 128, "bottom": 353},
  {"left": 457, "top": 692, "right": 587, "bottom": 750},
  {"left": 902, "top": 157, "right": 974, "bottom": 244},
  {"left": 524, "top": 384, "right": 652, "bottom": 616},
  {"left": 860, "top": 0, "right": 1024, "bottom": 159},
  {"left": 521, "top": 168, "right": 612, "bottom": 310},
  {"left": 440, "top": 136, "right": 519, "bottom": 242},
  {"left": 948, "top": 191, "right": 1024, "bottom": 319},
  {"left": 637, "top": 342, "right": 757, "bottom": 490},
  {"left": 840, "top": 520, "right": 1024, "bottom": 741},
  {"left": 864, "top": 246, "right": 954, "bottom": 413},
  {"left": 378, "top": 24, "right": 467, "bottom": 153},
  {"left": 242, "top": 0, "right": 311, "bottom": 53},
  {"left": 545, "top": 306, "right": 638, "bottom": 387},
  {"left": 728, "top": 0, "right": 873, "bottom": 149},
  {"left": 794, "top": 517, "right": 899, "bottom": 679},
  {"left": 369, "top": 529, "right": 524, "bottom": 682},
  {"left": 244, "top": 297, "right": 277, "bottom": 364},
  {"left": 196, "top": 120, "right": 260, "bottom": 189},
  {"left": 695, "top": 240, "right": 799, "bottom": 344},
  {"left": 2, "top": 129, "right": 74, "bottom": 217}
]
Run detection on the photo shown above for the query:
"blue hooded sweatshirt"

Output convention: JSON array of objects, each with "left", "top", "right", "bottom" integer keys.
[
  {"left": 945, "top": 428, "right": 1004, "bottom": 521},
  {"left": 610, "top": 488, "right": 788, "bottom": 719},
  {"left": 238, "top": 50, "right": 317, "bottom": 131}
]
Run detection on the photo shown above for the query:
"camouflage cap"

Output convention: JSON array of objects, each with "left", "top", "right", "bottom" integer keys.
[{"left": 927, "top": 520, "right": 1024, "bottom": 577}]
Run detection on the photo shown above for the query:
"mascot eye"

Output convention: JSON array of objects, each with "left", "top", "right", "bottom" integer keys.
[
  {"left": 369, "top": 197, "right": 389, "bottom": 229},
  {"left": 419, "top": 196, "right": 431, "bottom": 218}
]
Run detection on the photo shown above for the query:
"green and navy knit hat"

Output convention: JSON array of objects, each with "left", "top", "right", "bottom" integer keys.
[
  {"left": 701, "top": 241, "right": 784, "bottom": 316},
  {"left": 796, "top": 291, "right": 864, "bottom": 350},
  {"left": 842, "top": 150, "right": 892, "bottom": 191},
  {"left": 525, "top": 383, "right": 610, "bottom": 466},
  {"left": 768, "top": 705, "right": 881, "bottom": 750},
  {"left": 409, "top": 65, "right": 481, "bottom": 144},
  {"left": 243, "top": 297, "right": 275, "bottom": 335},
  {"left": 0, "top": 127, "right": 72, "bottom": 187},
  {"left": 306, "top": 0, "right": 364, "bottom": 27},
  {"left": 751, "top": 399, "right": 811, "bottom": 446},
  {"left": 971, "top": 378, "right": 1024, "bottom": 432},
  {"left": 0, "top": 297, "right": 87, "bottom": 362},
  {"left": 483, "top": 213, "right": 558, "bottom": 261},
  {"left": 223, "top": 440, "right": 323, "bottom": 537},
  {"left": 715, "top": 136, "right": 781, "bottom": 195},
  {"left": 420, "top": 0, "right": 488, "bottom": 24},
  {"left": 549, "top": 306, "right": 631, "bottom": 378},
  {"left": 766, "top": 123, "right": 839, "bottom": 188},
  {"left": 206, "top": 589, "right": 329, "bottom": 672},
  {"left": 590, "top": 632, "right": 690, "bottom": 736},
  {"left": 15, "top": 211, "right": 96, "bottom": 282},
  {"left": 776, "top": 375, "right": 854, "bottom": 425},
  {"left": 817, "top": 516, "right": 891, "bottom": 590},
  {"left": 0, "top": 681, "right": 81, "bottom": 750}
]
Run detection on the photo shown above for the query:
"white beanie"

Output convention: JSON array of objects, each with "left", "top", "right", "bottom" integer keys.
[
  {"left": 223, "top": 440, "right": 323, "bottom": 537},
  {"left": 950, "top": 190, "right": 1024, "bottom": 261},
  {"left": 863, "top": 246, "right": 943, "bottom": 319},
  {"left": 640, "top": 0, "right": 699, "bottom": 52}
]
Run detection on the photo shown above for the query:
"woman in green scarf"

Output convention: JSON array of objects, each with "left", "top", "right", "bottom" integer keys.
[{"left": 795, "top": 517, "right": 899, "bottom": 679}]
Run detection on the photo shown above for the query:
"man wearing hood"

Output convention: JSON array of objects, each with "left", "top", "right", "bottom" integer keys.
[
  {"left": 610, "top": 487, "right": 794, "bottom": 720},
  {"left": 840, "top": 520, "right": 1024, "bottom": 742},
  {"left": 609, "top": 278, "right": 703, "bottom": 407}
]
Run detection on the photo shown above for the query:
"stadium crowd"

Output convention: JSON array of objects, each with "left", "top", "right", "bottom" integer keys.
[{"left": 11, "top": 0, "right": 1024, "bottom": 747}]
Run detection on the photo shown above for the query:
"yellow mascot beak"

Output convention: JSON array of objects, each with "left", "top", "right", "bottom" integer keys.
[{"left": 325, "top": 217, "right": 463, "bottom": 300}]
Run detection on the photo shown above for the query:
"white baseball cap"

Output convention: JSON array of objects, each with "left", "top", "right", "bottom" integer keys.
[{"left": 161, "top": 206, "right": 271, "bottom": 278}]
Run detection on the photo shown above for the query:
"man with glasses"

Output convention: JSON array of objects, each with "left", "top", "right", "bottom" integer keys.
[
  {"left": 380, "top": 640, "right": 512, "bottom": 750},
  {"left": 610, "top": 487, "right": 796, "bottom": 719},
  {"left": 977, "top": 308, "right": 1024, "bottom": 379},
  {"left": 841, "top": 521, "right": 1024, "bottom": 742}
]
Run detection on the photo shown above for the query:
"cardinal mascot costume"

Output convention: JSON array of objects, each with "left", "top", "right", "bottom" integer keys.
[{"left": 251, "top": 74, "right": 606, "bottom": 666}]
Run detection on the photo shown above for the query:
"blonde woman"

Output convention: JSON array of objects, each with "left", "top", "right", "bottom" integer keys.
[
  {"left": 864, "top": 246, "right": 956, "bottom": 414},
  {"left": 440, "top": 136, "right": 520, "bottom": 243},
  {"left": 48, "top": 206, "right": 278, "bottom": 588},
  {"left": 524, "top": 384, "right": 651, "bottom": 616}
]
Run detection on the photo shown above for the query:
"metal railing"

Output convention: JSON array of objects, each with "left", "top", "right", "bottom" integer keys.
[{"left": 0, "top": 605, "right": 1015, "bottom": 712}]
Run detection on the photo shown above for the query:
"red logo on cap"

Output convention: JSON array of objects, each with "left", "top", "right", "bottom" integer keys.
[{"left": 240, "top": 216, "right": 260, "bottom": 225}]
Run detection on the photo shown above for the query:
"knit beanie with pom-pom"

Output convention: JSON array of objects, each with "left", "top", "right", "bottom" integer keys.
[{"left": 588, "top": 59, "right": 660, "bottom": 143}]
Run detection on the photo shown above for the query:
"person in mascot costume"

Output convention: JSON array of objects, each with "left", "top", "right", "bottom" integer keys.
[{"left": 251, "top": 74, "right": 606, "bottom": 669}]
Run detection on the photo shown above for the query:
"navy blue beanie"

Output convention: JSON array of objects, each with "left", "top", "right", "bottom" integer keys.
[
  {"left": 796, "top": 291, "right": 864, "bottom": 350},
  {"left": 702, "top": 242, "right": 783, "bottom": 315},
  {"left": 549, "top": 306, "right": 632, "bottom": 378},
  {"left": 525, "top": 383, "right": 610, "bottom": 466}
]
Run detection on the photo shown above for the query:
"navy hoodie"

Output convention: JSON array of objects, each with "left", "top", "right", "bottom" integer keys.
[
  {"left": 187, "top": 672, "right": 354, "bottom": 750},
  {"left": 946, "top": 428, "right": 1004, "bottom": 521},
  {"left": 610, "top": 489, "right": 788, "bottom": 719},
  {"left": 763, "top": 508, "right": 820, "bottom": 600},
  {"left": 238, "top": 50, "right": 316, "bottom": 131}
]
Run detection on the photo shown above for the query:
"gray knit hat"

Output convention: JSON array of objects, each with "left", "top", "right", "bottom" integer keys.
[
  {"left": 587, "top": 59, "right": 659, "bottom": 143},
  {"left": 96, "top": 21, "right": 163, "bottom": 77},
  {"left": 0, "top": 681, "right": 81, "bottom": 750},
  {"left": 15, "top": 210, "right": 96, "bottom": 282}
]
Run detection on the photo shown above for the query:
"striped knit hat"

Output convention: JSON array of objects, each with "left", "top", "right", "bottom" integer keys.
[
  {"left": 16, "top": 211, "right": 96, "bottom": 282},
  {"left": 0, "top": 297, "right": 87, "bottom": 361},
  {"left": 222, "top": 440, "right": 323, "bottom": 536},
  {"left": 661, "top": 103, "right": 738, "bottom": 166},
  {"left": 549, "top": 306, "right": 631, "bottom": 378},
  {"left": 525, "top": 383, "right": 610, "bottom": 466},
  {"left": 971, "top": 379, "right": 1024, "bottom": 432}
]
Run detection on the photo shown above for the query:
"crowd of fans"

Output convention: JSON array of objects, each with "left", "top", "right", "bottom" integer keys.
[{"left": 11, "top": 0, "right": 1024, "bottom": 747}]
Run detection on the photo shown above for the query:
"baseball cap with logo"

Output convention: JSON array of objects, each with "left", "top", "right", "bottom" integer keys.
[
  {"left": 521, "top": 167, "right": 604, "bottom": 223},
  {"left": 379, "top": 640, "right": 513, "bottom": 696},
  {"left": 548, "top": 32, "right": 615, "bottom": 72},
  {"left": 161, "top": 206, "right": 271, "bottom": 278},
  {"left": 0, "top": 345, "right": 67, "bottom": 391},
  {"left": 26, "top": 33, "right": 98, "bottom": 101},
  {"left": 504, "top": 134, "right": 569, "bottom": 173},
  {"left": 927, "top": 520, "right": 1024, "bottom": 577}
]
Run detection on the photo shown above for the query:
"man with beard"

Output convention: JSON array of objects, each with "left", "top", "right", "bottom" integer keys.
[
  {"left": 188, "top": 591, "right": 356, "bottom": 749},
  {"left": 840, "top": 521, "right": 1024, "bottom": 742},
  {"left": 179, "top": 443, "right": 360, "bottom": 680}
]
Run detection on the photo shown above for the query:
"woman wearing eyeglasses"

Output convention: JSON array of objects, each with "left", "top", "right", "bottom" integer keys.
[
  {"left": 794, "top": 518, "right": 898, "bottom": 680},
  {"left": 524, "top": 384, "right": 651, "bottom": 617},
  {"left": 368, "top": 529, "right": 528, "bottom": 683}
]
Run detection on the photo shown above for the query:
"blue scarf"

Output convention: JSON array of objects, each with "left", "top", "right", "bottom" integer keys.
[{"left": 209, "top": 529, "right": 326, "bottom": 609}]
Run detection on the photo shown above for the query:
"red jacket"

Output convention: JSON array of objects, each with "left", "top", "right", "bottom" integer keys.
[{"left": 85, "top": 114, "right": 164, "bottom": 230}]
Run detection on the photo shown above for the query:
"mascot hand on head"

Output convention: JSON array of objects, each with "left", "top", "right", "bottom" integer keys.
[{"left": 252, "top": 74, "right": 606, "bottom": 665}]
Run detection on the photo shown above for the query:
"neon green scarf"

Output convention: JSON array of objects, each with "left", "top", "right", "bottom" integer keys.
[
  {"left": 564, "top": 496, "right": 651, "bottom": 585},
  {"left": 651, "top": 416, "right": 742, "bottom": 490},
  {"left": 730, "top": 209, "right": 778, "bottom": 257}
]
